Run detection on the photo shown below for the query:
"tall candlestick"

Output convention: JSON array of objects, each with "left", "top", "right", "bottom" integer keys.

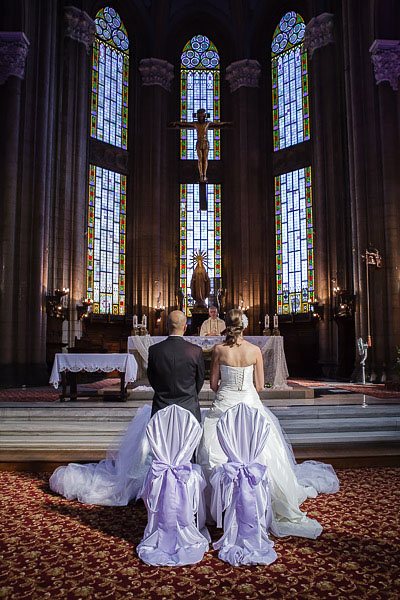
[
  {"left": 273, "top": 314, "right": 278, "bottom": 329},
  {"left": 133, "top": 315, "right": 138, "bottom": 327},
  {"left": 264, "top": 315, "right": 269, "bottom": 329},
  {"left": 142, "top": 315, "right": 147, "bottom": 328}
]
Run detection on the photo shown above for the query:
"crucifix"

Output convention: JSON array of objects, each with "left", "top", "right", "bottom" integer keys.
[{"left": 169, "top": 108, "right": 232, "bottom": 209}]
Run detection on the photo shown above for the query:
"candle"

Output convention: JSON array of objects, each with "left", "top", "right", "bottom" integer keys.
[
  {"left": 142, "top": 315, "right": 147, "bottom": 328},
  {"left": 264, "top": 315, "right": 269, "bottom": 329},
  {"left": 273, "top": 315, "right": 278, "bottom": 329},
  {"left": 133, "top": 315, "right": 138, "bottom": 327}
]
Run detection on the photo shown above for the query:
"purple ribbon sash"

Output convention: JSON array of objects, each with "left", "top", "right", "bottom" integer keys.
[
  {"left": 223, "top": 461, "right": 267, "bottom": 537},
  {"left": 150, "top": 460, "right": 193, "bottom": 554}
]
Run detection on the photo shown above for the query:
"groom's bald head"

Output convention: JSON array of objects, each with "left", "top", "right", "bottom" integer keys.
[{"left": 168, "top": 310, "right": 187, "bottom": 335}]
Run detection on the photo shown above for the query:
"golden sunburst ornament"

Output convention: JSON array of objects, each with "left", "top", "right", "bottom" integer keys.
[{"left": 191, "top": 250, "right": 208, "bottom": 267}]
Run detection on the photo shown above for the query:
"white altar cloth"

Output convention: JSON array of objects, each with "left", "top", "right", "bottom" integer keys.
[
  {"left": 128, "top": 336, "right": 290, "bottom": 391},
  {"left": 49, "top": 353, "right": 138, "bottom": 389}
]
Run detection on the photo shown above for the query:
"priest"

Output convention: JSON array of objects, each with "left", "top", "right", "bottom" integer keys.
[{"left": 200, "top": 306, "right": 225, "bottom": 336}]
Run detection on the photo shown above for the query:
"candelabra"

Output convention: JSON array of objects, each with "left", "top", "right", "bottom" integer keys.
[
  {"left": 46, "top": 288, "right": 69, "bottom": 320},
  {"left": 76, "top": 298, "right": 92, "bottom": 320},
  {"left": 154, "top": 293, "right": 166, "bottom": 326},
  {"left": 332, "top": 286, "right": 355, "bottom": 320}
]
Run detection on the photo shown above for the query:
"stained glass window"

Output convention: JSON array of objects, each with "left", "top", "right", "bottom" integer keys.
[
  {"left": 91, "top": 7, "right": 129, "bottom": 148},
  {"left": 180, "top": 35, "right": 220, "bottom": 160},
  {"left": 180, "top": 184, "right": 222, "bottom": 315},
  {"left": 275, "top": 167, "right": 314, "bottom": 314},
  {"left": 271, "top": 12, "right": 309, "bottom": 151},
  {"left": 87, "top": 165, "right": 126, "bottom": 315}
]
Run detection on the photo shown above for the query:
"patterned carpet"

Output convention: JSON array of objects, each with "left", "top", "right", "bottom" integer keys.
[
  {"left": 288, "top": 379, "right": 400, "bottom": 399},
  {"left": 0, "top": 468, "right": 399, "bottom": 599}
]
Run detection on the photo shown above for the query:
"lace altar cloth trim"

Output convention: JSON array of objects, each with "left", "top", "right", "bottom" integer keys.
[
  {"left": 49, "top": 353, "right": 138, "bottom": 389},
  {"left": 128, "top": 336, "right": 291, "bottom": 391}
]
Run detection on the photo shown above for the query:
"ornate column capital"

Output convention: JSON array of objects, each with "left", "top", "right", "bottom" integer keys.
[
  {"left": 64, "top": 6, "right": 96, "bottom": 53},
  {"left": 370, "top": 39, "right": 400, "bottom": 91},
  {"left": 139, "top": 58, "right": 174, "bottom": 91},
  {"left": 304, "top": 13, "right": 335, "bottom": 58},
  {"left": 0, "top": 32, "right": 30, "bottom": 85},
  {"left": 225, "top": 59, "right": 261, "bottom": 93}
]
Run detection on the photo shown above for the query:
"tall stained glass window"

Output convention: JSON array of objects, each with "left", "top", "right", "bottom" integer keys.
[
  {"left": 271, "top": 12, "right": 309, "bottom": 151},
  {"left": 87, "top": 7, "right": 128, "bottom": 314},
  {"left": 87, "top": 165, "right": 126, "bottom": 315},
  {"left": 180, "top": 35, "right": 220, "bottom": 160},
  {"left": 275, "top": 167, "right": 314, "bottom": 314},
  {"left": 180, "top": 184, "right": 222, "bottom": 315},
  {"left": 91, "top": 7, "right": 129, "bottom": 148}
]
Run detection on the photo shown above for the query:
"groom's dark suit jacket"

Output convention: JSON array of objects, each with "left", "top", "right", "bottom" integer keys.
[{"left": 147, "top": 336, "right": 204, "bottom": 422}]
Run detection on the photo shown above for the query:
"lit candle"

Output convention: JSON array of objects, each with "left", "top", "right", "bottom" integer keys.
[
  {"left": 273, "top": 314, "right": 278, "bottom": 329},
  {"left": 264, "top": 315, "right": 269, "bottom": 329},
  {"left": 142, "top": 315, "right": 147, "bottom": 328},
  {"left": 133, "top": 315, "right": 138, "bottom": 327}
]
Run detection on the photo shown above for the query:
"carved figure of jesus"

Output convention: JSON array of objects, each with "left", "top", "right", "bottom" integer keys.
[{"left": 170, "top": 109, "right": 232, "bottom": 182}]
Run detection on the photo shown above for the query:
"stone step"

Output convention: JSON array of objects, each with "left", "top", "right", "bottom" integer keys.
[
  {"left": 1, "top": 430, "right": 399, "bottom": 451},
  {"left": 289, "top": 430, "right": 400, "bottom": 445},
  {"left": 2, "top": 399, "right": 399, "bottom": 417},
  {"left": 2, "top": 415, "right": 398, "bottom": 435}
]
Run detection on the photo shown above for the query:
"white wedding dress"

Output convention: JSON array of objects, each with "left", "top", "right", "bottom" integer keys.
[
  {"left": 50, "top": 364, "right": 339, "bottom": 540},
  {"left": 197, "top": 365, "right": 339, "bottom": 539}
]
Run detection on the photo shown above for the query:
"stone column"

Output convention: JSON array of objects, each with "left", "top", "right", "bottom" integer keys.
[
  {"left": 303, "top": 12, "right": 354, "bottom": 377},
  {"left": 133, "top": 58, "right": 174, "bottom": 333},
  {"left": 0, "top": 2, "right": 60, "bottom": 386},
  {"left": 370, "top": 39, "right": 400, "bottom": 375},
  {"left": 225, "top": 59, "right": 262, "bottom": 333},
  {"left": 342, "top": 1, "right": 400, "bottom": 381},
  {"left": 49, "top": 6, "right": 95, "bottom": 349},
  {"left": 0, "top": 32, "right": 29, "bottom": 383}
]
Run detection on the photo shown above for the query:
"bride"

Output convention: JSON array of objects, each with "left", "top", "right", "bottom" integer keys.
[
  {"left": 50, "top": 309, "right": 338, "bottom": 538},
  {"left": 197, "top": 309, "right": 339, "bottom": 539}
]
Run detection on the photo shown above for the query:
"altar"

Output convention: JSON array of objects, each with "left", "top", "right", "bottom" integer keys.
[{"left": 128, "top": 336, "right": 291, "bottom": 390}]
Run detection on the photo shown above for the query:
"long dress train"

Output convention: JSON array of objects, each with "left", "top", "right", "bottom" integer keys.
[
  {"left": 197, "top": 365, "right": 339, "bottom": 539},
  {"left": 50, "top": 365, "right": 339, "bottom": 539}
]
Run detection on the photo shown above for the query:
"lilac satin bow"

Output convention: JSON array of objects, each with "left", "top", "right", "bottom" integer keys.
[
  {"left": 223, "top": 461, "right": 267, "bottom": 537},
  {"left": 149, "top": 460, "right": 193, "bottom": 554}
]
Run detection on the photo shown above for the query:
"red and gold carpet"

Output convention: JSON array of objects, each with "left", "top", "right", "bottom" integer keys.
[
  {"left": 288, "top": 379, "right": 400, "bottom": 399},
  {"left": 1, "top": 468, "right": 399, "bottom": 599}
]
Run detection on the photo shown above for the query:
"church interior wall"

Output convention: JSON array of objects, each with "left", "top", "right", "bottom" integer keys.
[{"left": 0, "top": 0, "right": 398, "bottom": 387}]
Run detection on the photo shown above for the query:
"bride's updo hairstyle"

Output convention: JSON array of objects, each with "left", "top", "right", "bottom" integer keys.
[{"left": 223, "top": 309, "right": 244, "bottom": 347}]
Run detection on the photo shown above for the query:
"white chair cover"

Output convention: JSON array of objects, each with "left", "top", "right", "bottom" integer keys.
[
  {"left": 137, "top": 405, "right": 210, "bottom": 566},
  {"left": 210, "top": 403, "right": 278, "bottom": 566}
]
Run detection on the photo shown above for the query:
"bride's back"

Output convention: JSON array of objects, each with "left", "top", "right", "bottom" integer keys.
[{"left": 216, "top": 340, "right": 259, "bottom": 368}]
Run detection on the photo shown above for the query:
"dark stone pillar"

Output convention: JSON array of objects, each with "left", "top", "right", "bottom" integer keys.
[
  {"left": 370, "top": 39, "right": 400, "bottom": 377},
  {"left": 0, "top": 33, "right": 29, "bottom": 374},
  {"left": 48, "top": 6, "right": 95, "bottom": 349},
  {"left": 134, "top": 58, "right": 174, "bottom": 334},
  {"left": 0, "top": 1, "right": 59, "bottom": 386},
  {"left": 305, "top": 12, "right": 355, "bottom": 378},
  {"left": 225, "top": 59, "right": 263, "bottom": 334},
  {"left": 343, "top": 0, "right": 400, "bottom": 381}
]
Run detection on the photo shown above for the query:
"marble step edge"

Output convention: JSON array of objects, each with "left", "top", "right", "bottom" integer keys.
[
  {"left": 1, "top": 431, "right": 399, "bottom": 450},
  {"left": 1, "top": 404, "right": 399, "bottom": 420},
  {"left": 1, "top": 415, "right": 399, "bottom": 433}
]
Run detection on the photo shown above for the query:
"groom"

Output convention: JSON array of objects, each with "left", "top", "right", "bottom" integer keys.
[{"left": 147, "top": 310, "right": 204, "bottom": 422}]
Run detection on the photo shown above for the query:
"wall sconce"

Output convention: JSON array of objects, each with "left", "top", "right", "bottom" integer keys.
[
  {"left": 332, "top": 286, "right": 355, "bottom": 319},
  {"left": 46, "top": 288, "right": 69, "bottom": 320},
  {"left": 238, "top": 295, "right": 249, "bottom": 312},
  {"left": 77, "top": 298, "right": 92, "bottom": 320},
  {"left": 154, "top": 293, "right": 166, "bottom": 326}
]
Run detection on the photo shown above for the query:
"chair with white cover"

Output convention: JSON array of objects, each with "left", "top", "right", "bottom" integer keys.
[
  {"left": 210, "top": 403, "right": 277, "bottom": 566},
  {"left": 137, "top": 404, "right": 210, "bottom": 566}
]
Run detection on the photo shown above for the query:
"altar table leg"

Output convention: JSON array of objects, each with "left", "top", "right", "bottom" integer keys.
[
  {"left": 120, "top": 372, "right": 127, "bottom": 402},
  {"left": 70, "top": 372, "right": 78, "bottom": 401},
  {"left": 60, "top": 372, "right": 67, "bottom": 401}
]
